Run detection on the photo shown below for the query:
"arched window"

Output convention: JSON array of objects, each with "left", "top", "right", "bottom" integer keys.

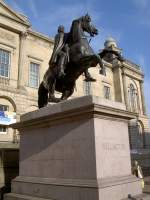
[
  {"left": 129, "top": 119, "right": 145, "bottom": 149},
  {"left": 128, "top": 83, "right": 138, "bottom": 112},
  {"left": 137, "top": 121, "right": 145, "bottom": 148},
  {"left": 0, "top": 97, "right": 16, "bottom": 134}
]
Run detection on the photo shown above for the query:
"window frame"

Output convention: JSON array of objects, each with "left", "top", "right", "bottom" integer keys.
[
  {"left": 128, "top": 83, "right": 139, "bottom": 113},
  {"left": 29, "top": 62, "right": 40, "bottom": 88},
  {"left": 103, "top": 85, "right": 111, "bottom": 99},
  {"left": 83, "top": 81, "right": 92, "bottom": 96},
  {"left": 0, "top": 104, "right": 9, "bottom": 112},
  {"left": 0, "top": 48, "right": 11, "bottom": 79},
  {"left": 0, "top": 126, "right": 7, "bottom": 134}
]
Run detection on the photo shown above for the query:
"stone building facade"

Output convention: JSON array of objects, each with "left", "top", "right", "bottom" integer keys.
[
  {"left": 0, "top": 0, "right": 54, "bottom": 195},
  {"left": 0, "top": 0, "right": 150, "bottom": 196}
]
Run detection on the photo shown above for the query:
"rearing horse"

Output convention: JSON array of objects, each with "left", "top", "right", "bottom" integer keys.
[{"left": 38, "top": 14, "right": 105, "bottom": 108}]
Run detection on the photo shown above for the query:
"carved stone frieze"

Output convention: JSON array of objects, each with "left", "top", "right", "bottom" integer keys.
[{"left": 0, "top": 29, "right": 15, "bottom": 42}]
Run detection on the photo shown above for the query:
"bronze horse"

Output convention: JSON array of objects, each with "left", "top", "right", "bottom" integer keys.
[{"left": 38, "top": 15, "right": 105, "bottom": 108}]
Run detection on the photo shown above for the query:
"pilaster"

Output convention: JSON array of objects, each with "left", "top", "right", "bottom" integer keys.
[
  {"left": 17, "top": 31, "right": 28, "bottom": 89},
  {"left": 139, "top": 80, "right": 147, "bottom": 115},
  {"left": 122, "top": 70, "right": 129, "bottom": 110}
]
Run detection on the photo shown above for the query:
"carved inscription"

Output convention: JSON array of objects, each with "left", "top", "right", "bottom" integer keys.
[{"left": 102, "top": 143, "right": 125, "bottom": 151}]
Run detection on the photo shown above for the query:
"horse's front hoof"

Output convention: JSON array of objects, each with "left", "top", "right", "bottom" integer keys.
[{"left": 49, "top": 96, "right": 61, "bottom": 103}]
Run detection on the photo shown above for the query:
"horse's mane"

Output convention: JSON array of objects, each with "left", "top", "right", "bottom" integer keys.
[{"left": 69, "top": 18, "right": 83, "bottom": 43}]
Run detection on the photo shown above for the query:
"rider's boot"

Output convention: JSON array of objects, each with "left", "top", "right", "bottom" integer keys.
[
  {"left": 84, "top": 69, "right": 96, "bottom": 82},
  {"left": 58, "top": 58, "right": 66, "bottom": 77}
]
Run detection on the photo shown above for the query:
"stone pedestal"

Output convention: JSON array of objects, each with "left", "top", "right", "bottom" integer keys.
[{"left": 5, "top": 96, "right": 147, "bottom": 200}]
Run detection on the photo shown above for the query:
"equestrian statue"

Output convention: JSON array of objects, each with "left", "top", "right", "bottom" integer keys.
[{"left": 38, "top": 14, "right": 123, "bottom": 108}]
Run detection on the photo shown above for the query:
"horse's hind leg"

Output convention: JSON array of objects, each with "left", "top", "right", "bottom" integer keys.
[
  {"left": 61, "top": 88, "right": 74, "bottom": 101},
  {"left": 38, "top": 82, "right": 48, "bottom": 108},
  {"left": 45, "top": 71, "right": 61, "bottom": 103},
  {"left": 48, "top": 79, "right": 61, "bottom": 103}
]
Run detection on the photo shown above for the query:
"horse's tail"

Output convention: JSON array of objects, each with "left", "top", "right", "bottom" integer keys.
[{"left": 38, "top": 81, "right": 48, "bottom": 108}]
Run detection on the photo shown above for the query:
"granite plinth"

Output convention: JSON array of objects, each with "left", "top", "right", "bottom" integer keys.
[{"left": 5, "top": 96, "right": 147, "bottom": 200}]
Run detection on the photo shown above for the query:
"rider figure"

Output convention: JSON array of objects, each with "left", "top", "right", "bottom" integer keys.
[
  {"left": 50, "top": 24, "right": 96, "bottom": 82},
  {"left": 49, "top": 25, "right": 69, "bottom": 77}
]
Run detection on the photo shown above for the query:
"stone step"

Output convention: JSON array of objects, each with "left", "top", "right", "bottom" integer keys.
[
  {"left": 5, "top": 193, "right": 53, "bottom": 200},
  {"left": 5, "top": 192, "right": 150, "bottom": 200},
  {"left": 122, "top": 193, "right": 150, "bottom": 199}
]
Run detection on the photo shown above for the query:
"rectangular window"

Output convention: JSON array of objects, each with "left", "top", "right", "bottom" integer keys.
[
  {"left": 0, "top": 126, "right": 6, "bottom": 132},
  {"left": 0, "top": 49, "right": 10, "bottom": 78},
  {"left": 104, "top": 86, "right": 110, "bottom": 99},
  {"left": 0, "top": 104, "right": 8, "bottom": 111},
  {"left": 83, "top": 81, "right": 92, "bottom": 96},
  {"left": 29, "top": 62, "right": 40, "bottom": 88}
]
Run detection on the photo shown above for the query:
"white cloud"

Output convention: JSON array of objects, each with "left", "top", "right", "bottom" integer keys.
[
  {"left": 28, "top": 0, "right": 38, "bottom": 19},
  {"left": 132, "top": 0, "right": 149, "bottom": 9},
  {"left": 7, "top": 0, "right": 25, "bottom": 14},
  {"left": 135, "top": 55, "right": 150, "bottom": 117},
  {"left": 138, "top": 54, "right": 146, "bottom": 71},
  {"left": 41, "top": 2, "right": 102, "bottom": 36},
  {"left": 41, "top": 2, "right": 122, "bottom": 52},
  {"left": 140, "top": 14, "right": 150, "bottom": 27},
  {"left": 131, "top": 0, "right": 150, "bottom": 27}
]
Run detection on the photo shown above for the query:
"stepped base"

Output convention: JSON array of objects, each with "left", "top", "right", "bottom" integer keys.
[
  {"left": 4, "top": 175, "right": 143, "bottom": 200},
  {"left": 5, "top": 193, "right": 150, "bottom": 200}
]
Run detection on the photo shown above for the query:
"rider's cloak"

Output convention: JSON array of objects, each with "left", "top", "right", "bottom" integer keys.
[{"left": 49, "top": 32, "right": 65, "bottom": 65}]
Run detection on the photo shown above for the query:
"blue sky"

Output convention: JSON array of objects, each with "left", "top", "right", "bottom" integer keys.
[{"left": 5, "top": 0, "right": 150, "bottom": 116}]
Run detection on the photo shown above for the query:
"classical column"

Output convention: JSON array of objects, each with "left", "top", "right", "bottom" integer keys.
[
  {"left": 140, "top": 80, "right": 147, "bottom": 115},
  {"left": 118, "top": 65, "right": 125, "bottom": 103},
  {"left": 17, "top": 31, "right": 28, "bottom": 89},
  {"left": 113, "top": 62, "right": 125, "bottom": 103},
  {"left": 122, "top": 71, "right": 129, "bottom": 110}
]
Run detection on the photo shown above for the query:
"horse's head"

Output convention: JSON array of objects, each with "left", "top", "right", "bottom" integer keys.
[{"left": 81, "top": 14, "right": 98, "bottom": 37}]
